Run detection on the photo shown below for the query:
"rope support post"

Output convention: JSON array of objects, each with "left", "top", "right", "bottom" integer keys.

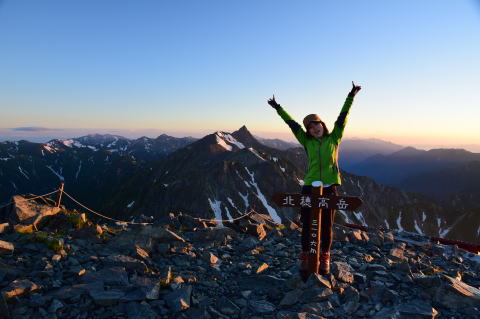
[{"left": 56, "top": 183, "right": 65, "bottom": 208}]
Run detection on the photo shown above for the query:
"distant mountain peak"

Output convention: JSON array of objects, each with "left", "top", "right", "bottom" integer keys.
[{"left": 232, "top": 126, "right": 262, "bottom": 149}]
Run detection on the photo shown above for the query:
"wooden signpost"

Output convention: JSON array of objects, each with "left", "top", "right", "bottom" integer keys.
[{"left": 272, "top": 184, "right": 363, "bottom": 276}]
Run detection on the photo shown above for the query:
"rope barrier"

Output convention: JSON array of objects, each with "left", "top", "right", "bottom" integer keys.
[
  {"left": 0, "top": 190, "right": 60, "bottom": 210},
  {"left": 187, "top": 210, "right": 255, "bottom": 223},
  {"left": 61, "top": 190, "right": 153, "bottom": 226}
]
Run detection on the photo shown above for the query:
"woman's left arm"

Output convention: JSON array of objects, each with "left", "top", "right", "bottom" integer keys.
[{"left": 330, "top": 81, "right": 362, "bottom": 144}]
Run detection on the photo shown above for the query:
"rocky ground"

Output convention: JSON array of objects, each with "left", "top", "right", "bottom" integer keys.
[{"left": 0, "top": 199, "right": 480, "bottom": 319}]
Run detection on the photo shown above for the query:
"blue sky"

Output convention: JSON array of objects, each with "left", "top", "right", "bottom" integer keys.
[{"left": 0, "top": 1, "right": 479, "bottom": 150}]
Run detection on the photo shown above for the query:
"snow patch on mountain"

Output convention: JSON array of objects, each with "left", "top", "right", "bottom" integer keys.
[
  {"left": 248, "top": 148, "right": 265, "bottom": 161},
  {"left": 216, "top": 135, "right": 232, "bottom": 151},
  {"left": 62, "top": 139, "right": 84, "bottom": 148},
  {"left": 414, "top": 219, "right": 424, "bottom": 235},
  {"left": 396, "top": 212, "right": 404, "bottom": 232},
  {"left": 215, "top": 132, "right": 245, "bottom": 151},
  {"left": 244, "top": 167, "right": 281, "bottom": 223},
  {"left": 43, "top": 145, "right": 56, "bottom": 153},
  {"left": 208, "top": 198, "right": 224, "bottom": 227},
  {"left": 18, "top": 166, "right": 29, "bottom": 180},
  {"left": 75, "top": 161, "right": 82, "bottom": 179},
  {"left": 353, "top": 211, "right": 367, "bottom": 226},
  {"left": 46, "top": 165, "right": 65, "bottom": 181},
  {"left": 384, "top": 219, "right": 390, "bottom": 229},
  {"left": 237, "top": 192, "right": 249, "bottom": 211},
  {"left": 224, "top": 206, "right": 233, "bottom": 221},
  {"left": 338, "top": 210, "right": 353, "bottom": 224}
]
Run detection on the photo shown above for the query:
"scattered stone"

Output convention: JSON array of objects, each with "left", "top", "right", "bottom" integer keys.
[
  {"left": 0, "top": 240, "right": 14, "bottom": 255},
  {"left": 125, "top": 301, "right": 158, "bottom": 319},
  {"left": 164, "top": 285, "right": 192, "bottom": 312},
  {"left": 216, "top": 296, "right": 240, "bottom": 315},
  {"left": 208, "top": 252, "right": 219, "bottom": 265},
  {"left": 398, "top": 301, "right": 439, "bottom": 319},
  {"left": 2, "top": 279, "right": 40, "bottom": 299},
  {"left": 0, "top": 223, "right": 10, "bottom": 234},
  {"left": 249, "top": 300, "right": 276, "bottom": 314},
  {"left": 245, "top": 224, "right": 267, "bottom": 241},
  {"left": 306, "top": 273, "right": 332, "bottom": 289},
  {"left": 48, "top": 299, "right": 63, "bottom": 313},
  {"left": 280, "top": 289, "right": 303, "bottom": 306},
  {"left": 331, "top": 262, "right": 354, "bottom": 283},
  {"left": 88, "top": 289, "right": 125, "bottom": 306},
  {"left": 256, "top": 263, "right": 269, "bottom": 274},
  {"left": 103, "top": 255, "right": 148, "bottom": 272}
]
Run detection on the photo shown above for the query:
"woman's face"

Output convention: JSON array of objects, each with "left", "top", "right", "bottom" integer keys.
[{"left": 308, "top": 122, "right": 324, "bottom": 138}]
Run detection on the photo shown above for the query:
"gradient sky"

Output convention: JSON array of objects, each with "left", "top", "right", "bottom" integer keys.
[{"left": 0, "top": 1, "right": 479, "bottom": 150}]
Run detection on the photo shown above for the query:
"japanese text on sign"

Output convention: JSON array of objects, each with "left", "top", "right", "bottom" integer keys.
[
  {"left": 337, "top": 199, "right": 349, "bottom": 210},
  {"left": 282, "top": 195, "right": 295, "bottom": 206},
  {"left": 300, "top": 196, "right": 312, "bottom": 207},
  {"left": 318, "top": 197, "right": 329, "bottom": 208}
]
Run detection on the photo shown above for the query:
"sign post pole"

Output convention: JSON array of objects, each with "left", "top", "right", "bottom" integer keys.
[{"left": 273, "top": 187, "right": 363, "bottom": 278}]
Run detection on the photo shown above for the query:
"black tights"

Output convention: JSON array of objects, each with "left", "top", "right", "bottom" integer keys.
[{"left": 300, "top": 185, "right": 337, "bottom": 253}]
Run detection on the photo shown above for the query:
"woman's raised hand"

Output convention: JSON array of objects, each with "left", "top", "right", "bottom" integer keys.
[
  {"left": 349, "top": 81, "right": 362, "bottom": 97},
  {"left": 267, "top": 95, "right": 281, "bottom": 109}
]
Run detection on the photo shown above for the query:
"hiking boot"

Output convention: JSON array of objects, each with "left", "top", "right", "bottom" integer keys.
[
  {"left": 319, "top": 252, "right": 331, "bottom": 275},
  {"left": 298, "top": 252, "right": 309, "bottom": 282}
]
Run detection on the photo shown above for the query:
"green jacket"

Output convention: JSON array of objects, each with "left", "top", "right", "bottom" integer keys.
[{"left": 276, "top": 95, "right": 354, "bottom": 186}]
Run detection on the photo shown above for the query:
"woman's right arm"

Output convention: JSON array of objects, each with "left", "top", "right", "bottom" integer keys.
[{"left": 268, "top": 95, "right": 307, "bottom": 146}]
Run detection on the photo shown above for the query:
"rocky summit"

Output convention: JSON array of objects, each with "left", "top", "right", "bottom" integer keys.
[{"left": 0, "top": 201, "right": 480, "bottom": 319}]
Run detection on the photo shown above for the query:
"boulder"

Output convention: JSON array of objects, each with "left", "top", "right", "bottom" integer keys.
[
  {"left": 164, "top": 285, "right": 192, "bottom": 312},
  {"left": 2, "top": 279, "right": 40, "bottom": 299},
  {"left": 0, "top": 195, "right": 61, "bottom": 226},
  {"left": 0, "top": 241, "right": 14, "bottom": 255}
]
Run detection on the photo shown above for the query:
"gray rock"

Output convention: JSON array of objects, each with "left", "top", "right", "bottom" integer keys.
[
  {"left": 89, "top": 289, "right": 125, "bottom": 306},
  {"left": 433, "top": 275, "right": 480, "bottom": 309},
  {"left": 331, "top": 262, "right": 354, "bottom": 283},
  {"left": 306, "top": 273, "right": 332, "bottom": 289},
  {"left": 164, "top": 285, "right": 192, "bottom": 312},
  {"left": 398, "top": 301, "right": 438, "bottom": 319},
  {"left": 301, "top": 302, "right": 333, "bottom": 316},
  {"left": 0, "top": 295, "right": 9, "bottom": 318},
  {"left": 0, "top": 195, "right": 61, "bottom": 224},
  {"left": 0, "top": 240, "right": 14, "bottom": 255},
  {"left": 277, "top": 311, "right": 325, "bottom": 319},
  {"left": 216, "top": 296, "right": 240, "bottom": 315},
  {"left": 343, "top": 286, "right": 360, "bottom": 314},
  {"left": 48, "top": 299, "right": 63, "bottom": 313},
  {"left": 301, "top": 287, "right": 334, "bottom": 303},
  {"left": 2, "top": 279, "right": 40, "bottom": 299},
  {"left": 239, "top": 237, "right": 260, "bottom": 251},
  {"left": 103, "top": 255, "right": 147, "bottom": 272},
  {"left": 0, "top": 223, "right": 10, "bottom": 234},
  {"left": 82, "top": 267, "right": 129, "bottom": 287},
  {"left": 238, "top": 274, "right": 286, "bottom": 290},
  {"left": 280, "top": 289, "right": 303, "bottom": 306},
  {"left": 134, "top": 276, "right": 161, "bottom": 300},
  {"left": 361, "top": 286, "right": 398, "bottom": 304},
  {"left": 389, "top": 247, "right": 405, "bottom": 261},
  {"left": 249, "top": 300, "right": 276, "bottom": 314},
  {"left": 125, "top": 301, "right": 158, "bottom": 319},
  {"left": 184, "top": 306, "right": 212, "bottom": 319},
  {"left": 186, "top": 227, "right": 237, "bottom": 243}
]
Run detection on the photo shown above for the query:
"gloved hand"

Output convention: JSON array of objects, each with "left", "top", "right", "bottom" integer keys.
[
  {"left": 349, "top": 81, "right": 362, "bottom": 97},
  {"left": 267, "top": 95, "right": 281, "bottom": 110}
]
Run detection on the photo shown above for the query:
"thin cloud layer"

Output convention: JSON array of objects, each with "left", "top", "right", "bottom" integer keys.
[{"left": 11, "top": 127, "right": 63, "bottom": 132}]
